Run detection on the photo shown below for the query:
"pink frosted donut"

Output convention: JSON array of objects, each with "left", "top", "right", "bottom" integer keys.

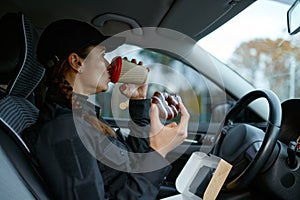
[{"left": 151, "top": 91, "right": 181, "bottom": 120}]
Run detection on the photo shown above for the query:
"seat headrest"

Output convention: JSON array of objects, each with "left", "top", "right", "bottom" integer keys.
[
  {"left": 0, "top": 12, "right": 44, "bottom": 98},
  {"left": 0, "top": 12, "right": 23, "bottom": 84}
]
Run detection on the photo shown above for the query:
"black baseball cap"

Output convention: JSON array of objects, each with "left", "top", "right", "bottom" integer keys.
[{"left": 37, "top": 19, "right": 124, "bottom": 68}]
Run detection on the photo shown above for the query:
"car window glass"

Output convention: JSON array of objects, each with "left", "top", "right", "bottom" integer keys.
[
  {"left": 93, "top": 45, "right": 234, "bottom": 124},
  {"left": 198, "top": 0, "right": 300, "bottom": 102}
]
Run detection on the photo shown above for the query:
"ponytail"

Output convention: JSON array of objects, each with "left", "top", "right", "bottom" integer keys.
[{"left": 46, "top": 46, "right": 116, "bottom": 137}]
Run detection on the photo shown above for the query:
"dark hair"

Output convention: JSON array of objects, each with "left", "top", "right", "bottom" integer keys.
[
  {"left": 46, "top": 46, "right": 90, "bottom": 100},
  {"left": 39, "top": 46, "right": 115, "bottom": 136}
]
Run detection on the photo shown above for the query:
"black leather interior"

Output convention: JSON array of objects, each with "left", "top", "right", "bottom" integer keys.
[
  {"left": 0, "top": 12, "right": 24, "bottom": 85},
  {"left": 279, "top": 99, "right": 300, "bottom": 144},
  {"left": 0, "top": 12, "right": 51, "bottom": 199}
]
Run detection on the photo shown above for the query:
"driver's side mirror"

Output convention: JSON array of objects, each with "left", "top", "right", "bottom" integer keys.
[{"left": 287, "top": 0, "right": 300, "bottom": 35}]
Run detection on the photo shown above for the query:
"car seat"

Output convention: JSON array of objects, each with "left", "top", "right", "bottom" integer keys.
[
  {"left": 0, "top": 12, "right": 45, "bottom": 151},
  {"left": 0, "top": 12, "right": 51, "bottom": 199}
]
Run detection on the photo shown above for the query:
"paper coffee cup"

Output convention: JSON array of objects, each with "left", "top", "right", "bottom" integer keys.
[{"left": 109, "top": 56, "right": 148, "bottom": 84}]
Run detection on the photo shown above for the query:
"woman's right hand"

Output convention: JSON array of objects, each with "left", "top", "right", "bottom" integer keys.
[{"left": 149, "top": 101, "right": 190, "bottom": 157}]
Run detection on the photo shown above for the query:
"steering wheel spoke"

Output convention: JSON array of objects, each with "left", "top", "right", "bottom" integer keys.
[{"left": 213, "top": 89, "right": 282, "bottom": 191}]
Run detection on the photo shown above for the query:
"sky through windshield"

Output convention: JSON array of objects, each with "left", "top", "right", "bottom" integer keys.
[{"left": 198, "top": 1, "right": 290, "bottom": 63}]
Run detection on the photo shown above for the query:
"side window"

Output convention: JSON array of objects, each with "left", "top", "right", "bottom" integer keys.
[{"left": 94, "top": 45, "right": 234, "bottom": 125}]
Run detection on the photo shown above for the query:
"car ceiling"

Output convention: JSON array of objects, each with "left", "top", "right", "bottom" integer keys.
[{"left": 1, "top": 0, "right": 256, "bottom": 41}]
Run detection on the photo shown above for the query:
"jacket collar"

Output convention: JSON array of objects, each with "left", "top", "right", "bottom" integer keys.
[{"left": 45, "top": 85, "right": 100, "bottom": 118}]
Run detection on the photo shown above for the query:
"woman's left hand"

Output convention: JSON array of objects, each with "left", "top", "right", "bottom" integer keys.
[{"left": 119, "top": 58, "right": 149, "bottom": 100}]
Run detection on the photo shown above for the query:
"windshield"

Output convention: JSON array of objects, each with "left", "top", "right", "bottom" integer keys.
[{"left": 198, "top": 0, "right": 300, "bottom": 102}]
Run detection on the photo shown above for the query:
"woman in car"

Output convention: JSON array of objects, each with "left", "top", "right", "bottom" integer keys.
[{"left": 25, "top": 19, "right": 190, "bottom": 200}]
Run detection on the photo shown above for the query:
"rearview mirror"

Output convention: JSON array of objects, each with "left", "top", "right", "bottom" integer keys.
[{"left": 287, "top": 0, "right": 300, "bottom": 35}]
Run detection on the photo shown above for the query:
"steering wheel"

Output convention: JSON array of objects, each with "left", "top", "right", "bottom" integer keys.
[{"left": 213, "top": 89, "right": 282, "bottom": 191}]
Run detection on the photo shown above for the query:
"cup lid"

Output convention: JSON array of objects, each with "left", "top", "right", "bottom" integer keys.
[{"left": 110, "top": 56, "right": 122, "bottom": 83}]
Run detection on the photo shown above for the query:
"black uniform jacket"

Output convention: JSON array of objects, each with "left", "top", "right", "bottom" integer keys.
[{"left": 25, "top": 88, "right": 171, "bottom": 200}]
